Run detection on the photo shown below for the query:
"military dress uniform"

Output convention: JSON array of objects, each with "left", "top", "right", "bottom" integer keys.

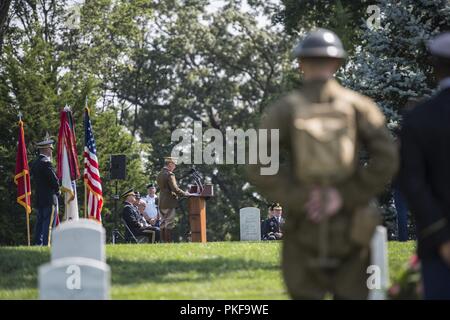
[
  {"left": 261, "top": 216, "right": 284, "bottom": 241},
  {"left": 248, "top": 29, "right": 398, "bottom": 299},
  {"left": 30, "top": 136, "right": 60, "bottom": 246},
  {"left": 261, "top": 203, "right": 285, "bottom": 240},
  {"left": 400, "top": 32, "right": 450, "bottom": 299}
]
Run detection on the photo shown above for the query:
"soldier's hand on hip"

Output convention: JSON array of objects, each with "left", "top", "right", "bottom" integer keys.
[
  {"left": 305, "top": 187, "right": 323, "bottom": 223},
  {"left": 305, "top": 187, "right": 342, "bottom": 223},
  {"left": 322, "top": 187, "right": 343, "bottom": 217}
]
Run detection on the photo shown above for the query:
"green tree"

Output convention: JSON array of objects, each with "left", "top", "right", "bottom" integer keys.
[
  {"left": 342, "top": 0, "right": 450, "bottom": 238},
  {"left": 0, "top": 0, "right": 12, "bottom": 51},
  {"left": 111, "top": 0, "right": 295, "bottom": 240},
  {"left": 272, "top": 0, "right": 370, "bottom": 54}
]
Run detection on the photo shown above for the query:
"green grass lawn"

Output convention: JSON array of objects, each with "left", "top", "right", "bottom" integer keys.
[{"left": 0, "top": 241, "right": 415, "bottom": 299}]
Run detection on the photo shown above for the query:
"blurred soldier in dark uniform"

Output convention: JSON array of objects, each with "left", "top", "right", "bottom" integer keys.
[
  {"left": 400, "top": 32, "right": 450, "bottom": 299},
  {"left": 248, "top": 29, "right": 398, "bottom": 299},
  {"left": 121, "top": 188, "right": 158, "bottom": 243},
  {"left": 156, "top": 157, "right": 190, "bottom": 243},
  {"left": 30, "top": 134, "right": 60, "bottom": 246},
  {"left": 262, "top": 203, "right": 284, "bottom": 241}
]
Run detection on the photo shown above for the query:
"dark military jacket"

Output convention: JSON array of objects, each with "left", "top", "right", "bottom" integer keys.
[
  {"left": 30, "top": 154, "right": 60, "bottom": 208},
  {"left": 400, "top": 87, "right": 450, "bottom": 258},
  {"left": 156, "top": 167, "right": 187, "bottom": 209},
  {"left": 122, "top": 201, "right": 145, "bottom": 238},
  {"left": 261, "top": 216, "right": 285, "bottom": 240}
]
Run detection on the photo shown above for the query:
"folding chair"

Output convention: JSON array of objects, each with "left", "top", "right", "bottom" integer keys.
[{"left": 122, "top": 219, "right": 155, "bottom": 244}]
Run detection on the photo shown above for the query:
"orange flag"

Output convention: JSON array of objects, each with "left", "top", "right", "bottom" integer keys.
[{"left": 14, "top": 120, "right": 31, "bottom": 215}]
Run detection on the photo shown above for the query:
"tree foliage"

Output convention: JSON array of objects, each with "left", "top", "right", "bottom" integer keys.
[
  {"left": 343, "top": 0, "right": 450, "bottom": 128},
  {"left": 273, "top": 0, "right": 370, "bottom": 54},
  {"left": 109, "top": 0, "right": 296, "bottom": 240},
  {"left": 341, "top": 0, "right": 450, "bottom": 238}
]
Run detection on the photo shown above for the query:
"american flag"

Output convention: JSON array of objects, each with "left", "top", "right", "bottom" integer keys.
[{"left": 84, "top": 107, "right": 103, "bottom": 222}]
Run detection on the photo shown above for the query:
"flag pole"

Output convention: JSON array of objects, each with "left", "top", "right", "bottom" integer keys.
[
  {"left": 84, "top": 97, "right": 88, "bottom": 218},
  {"left": 84, "top": 184, "right": 87, "bottom": 218},
  {"left": 18, "top": 113, "right": 31, "bottom": 246},
  {"left": 24, "top": 172, "right": 30, "bottom": 246}
]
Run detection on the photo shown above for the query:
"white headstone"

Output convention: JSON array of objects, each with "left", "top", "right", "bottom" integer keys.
[
  {"left": 368, "top": 226, "right": 389, "bottom": 300},
  {"left": 240, "top": 207, "right": 261, "bottom": 241},
  {"left": 51, "top": 219, "right": 105, "bottom": 262},
  {"left": 39, "top": 257, "right": 110, "bottom": 300}
]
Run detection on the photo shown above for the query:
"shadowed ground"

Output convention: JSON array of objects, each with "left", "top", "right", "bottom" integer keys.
[{"left": 0, "top": 241, "right": 415, "bottom": 299}]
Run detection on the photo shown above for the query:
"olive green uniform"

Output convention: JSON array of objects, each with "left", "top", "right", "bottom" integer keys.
[
  {"left": 156, "top": 167, "right": 187, "bottom": 230},
  {"left": 248, "top": 78, "right": 399, "bottom": 299}
]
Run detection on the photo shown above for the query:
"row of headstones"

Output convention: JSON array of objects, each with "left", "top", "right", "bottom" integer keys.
[
  {"left": 38, "top": 209, "right": 387, "bottom": 299},
  {"left": 239, "top": 207, "right": 389, "bottom": 300},
  {"left": 38, "top": 219, "right": 111, "bottom": 300}
]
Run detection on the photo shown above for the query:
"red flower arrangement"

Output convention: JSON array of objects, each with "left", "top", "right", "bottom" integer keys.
[{"left": 388, "top": 254, "right": 423, "bottom": 300}]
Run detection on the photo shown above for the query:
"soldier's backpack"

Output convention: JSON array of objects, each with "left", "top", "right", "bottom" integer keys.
[{"left": 289, "top": 92, "right": 357, "bottom": 185}]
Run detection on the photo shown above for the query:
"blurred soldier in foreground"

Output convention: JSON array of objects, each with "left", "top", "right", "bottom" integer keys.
[
  {"left": 30, "top": 134, "right": 60, "bottom": 246},
  {"left": 248, "top": 28, "right": 398, "bottom": 299},
  {"left": 400, "top": 32, "right": 450, "bottom": 299},
  {"left": 157, "top": 157, "right": 190, "bottom": 243}
]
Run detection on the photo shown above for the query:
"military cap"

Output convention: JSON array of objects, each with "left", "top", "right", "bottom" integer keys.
[
  {"left": 146, "top": 183, "right": 156, "bottom": 189},
  {"left": 120, "top": 188, "right": 136, "bottom": 200},
  {"left": 428, "top": 32, "right": 450, "bottom": 59},
  {"left": 272, "top": 203, "right": 282, "bottom": 210},
  {"left": 293, "top": 28, "right": 347, "bottom": 59},
  {"left": 268, "top": 202, "right": 282, "bottom": 210},
  {"left": 164, "top": 156, "right": 178, "bottom": 164},
  {"left": 36, "top": 132, "right": 54, "bottom": 149}
]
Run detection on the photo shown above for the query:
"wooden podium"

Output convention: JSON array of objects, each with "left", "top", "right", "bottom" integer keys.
[{"left": 187, "top": 184, "right": 213, "bottom": 243}]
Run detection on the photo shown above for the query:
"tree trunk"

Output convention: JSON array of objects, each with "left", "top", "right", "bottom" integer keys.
[{"left": 0, "top": 0, "right": 12, "bottom": 52}]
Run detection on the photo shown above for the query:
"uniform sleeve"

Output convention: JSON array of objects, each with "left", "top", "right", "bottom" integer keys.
[
  {"left": 261, "top": 220, "right": 268, "bottom": 237},
  {"left": 43, "top": 161, "right": 60, "bottom": 193},
  {"left": 155, "top": 197, "right": 160, "bottom": 216},
  {"left": 399, "top": 120, "right": 450, "bottom": 249},
  {"left": 246, "top": 96, "right": 311, "bottom": 209},
  {"left": 336, "top": 97, "right": 399, "bottom": 209},
  {"left": 168, "top": 173, "right": 187, "bottom": 197},
  {"left": 122, "top": 206, "right": 142, "bottom": 230}
]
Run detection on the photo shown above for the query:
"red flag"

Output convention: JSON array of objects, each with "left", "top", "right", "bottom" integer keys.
[
  {"left": 14, "top": 120, "right": 31, "bottom": 214},
  {"left": 57, "top": 107, "right": 80, "bottom": 221},
  {"left": 57, "top": 108, "right": 80, "bottom": 181}
]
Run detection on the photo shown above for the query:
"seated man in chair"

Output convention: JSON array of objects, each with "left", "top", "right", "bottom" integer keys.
[
  {"left": 137, "top": 199, "right": 160, "bottom": 242},
  {"left": 121, "top": 189, "right": 157, "bottom": 243}
]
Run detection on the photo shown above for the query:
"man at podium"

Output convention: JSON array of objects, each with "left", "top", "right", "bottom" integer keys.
[{"left": 156, "top": 156, "right": 191, "bottom": 243}]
